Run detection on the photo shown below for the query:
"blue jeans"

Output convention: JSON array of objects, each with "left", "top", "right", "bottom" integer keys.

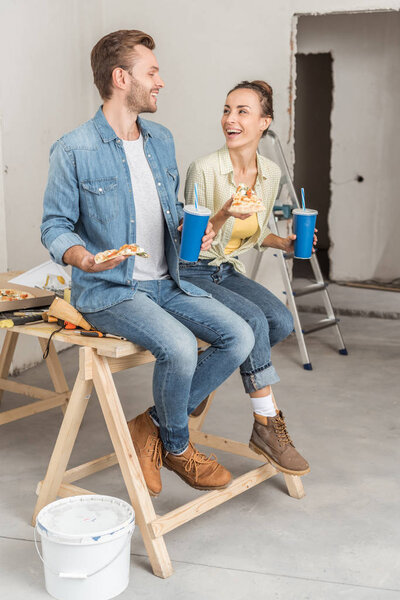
[
  {"left": 83, "top": 279, "right": 255, "bottom": 454},
  {"left": 179, "top": 260, "right": 294, "bottom": 393}
]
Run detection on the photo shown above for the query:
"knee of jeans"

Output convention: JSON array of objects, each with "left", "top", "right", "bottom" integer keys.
[
  {"left": 270, "top": 305, "right": 294, "bottom": 344},
  {"left": 228, "top": 319, "right": 255, "bottom": 363},
  {"left": 246, "top": 305, "right": 271, "bottom": 338},
  {"left": 156, "top": 331, "right": 198, "bottom": 373}
]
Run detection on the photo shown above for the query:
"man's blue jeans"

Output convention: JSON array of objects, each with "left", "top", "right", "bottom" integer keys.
[
  {"left": 180, "top": 261, "right": 294, "bottom": 392},
  {"left": 84, "top": 279, "right": 255, "bottom": 454}
]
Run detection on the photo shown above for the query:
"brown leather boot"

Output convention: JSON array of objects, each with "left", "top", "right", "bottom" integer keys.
[
  {"left": 249, "top": 411, "right": 310, "bottom": 475},
  {"left": 163, "top": 442, "right": 231, "bottom": 490},
  {"left": 190, "top": 397, "right": 208, "bottom": 417},
  {"left": 127, "top": 409, "right": 162, "bottom": 496}
]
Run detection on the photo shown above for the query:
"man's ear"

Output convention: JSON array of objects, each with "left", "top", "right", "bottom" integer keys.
[{"left": 112, "top": 67, "right": 130, "bottom": 92}]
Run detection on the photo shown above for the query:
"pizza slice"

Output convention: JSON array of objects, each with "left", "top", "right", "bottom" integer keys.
[
  {"left": 0, "top": 288, "right": 34, "bottom": 302},
  {"left": 94, "top": 243, "right": 150, "bottom": 264},
  {"left": 228, "top": 183, "right": 265, "bottom": 214}
]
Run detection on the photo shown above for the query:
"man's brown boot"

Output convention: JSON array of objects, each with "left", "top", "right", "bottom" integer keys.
[
  {"left": 127, "top": 409, "right": 162, "bottom": 496},
  {"left": 163, "top": 442, "right": 231, "bottom": 490},
  {"left": 249, "top": 411, "right": 310, "bottom": 475}
]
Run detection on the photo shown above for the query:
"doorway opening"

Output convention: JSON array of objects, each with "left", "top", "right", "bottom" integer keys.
[{"left": 293, "top": 52, "right": 333, "bottom": 280}]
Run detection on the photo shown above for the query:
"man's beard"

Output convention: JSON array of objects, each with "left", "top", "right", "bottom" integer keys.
[{"left": 126, "top": 77, "right": 156, "bottom": 114}]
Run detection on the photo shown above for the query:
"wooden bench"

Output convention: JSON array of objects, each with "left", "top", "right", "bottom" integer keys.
[{"left": 2, "top": 321, "right": 306, "bottom": 578}]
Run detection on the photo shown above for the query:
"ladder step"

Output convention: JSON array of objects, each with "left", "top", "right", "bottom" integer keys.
[
  {"left": 302, "top": 318, "right": 339, "bottom": 335},
  {"left": 293, "top": 282, "right": 328, "bottom": 297}
]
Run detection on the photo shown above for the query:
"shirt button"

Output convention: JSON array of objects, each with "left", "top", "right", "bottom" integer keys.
[
  {"left": 98, "top": 188, "right": 103, "bottom": 192},
  {"left": 174, "top": 238, "right": 178, "bottom": 242},
  {"left": 127, "top": 279, "right": 131, "bottom": 284},
  {"left": 158, "top": 182, "right": 161, "bottom": 186},
  {"left": 148, "top": 154, "right": 151, "bottom": 158},
  {"left": 116, "top": 139, "right": 121, "bottom": 144},
  {"left": 122, "top": 159, "right": 126, "bottom": 163},
  {"left": 166, "top": 210, "right": 170, "bottom": 214},
  {"left": 130, "top": 219, "right": 135, "bottom": 223}
]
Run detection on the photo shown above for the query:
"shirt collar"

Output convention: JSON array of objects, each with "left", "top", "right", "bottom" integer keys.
[
  {"left": 93, "top": 107, "right": 152, "bottom": 143},
  {"left": 217, "top": 145, "right": 269, "bottom": 181}
]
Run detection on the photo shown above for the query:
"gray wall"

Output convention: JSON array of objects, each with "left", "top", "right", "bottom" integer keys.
[
  {"left": 1, "top": 0, "right": 399, "bottom": 371},
  {"left": 297, "top": 12, "right": 400, "bottom": 281}
]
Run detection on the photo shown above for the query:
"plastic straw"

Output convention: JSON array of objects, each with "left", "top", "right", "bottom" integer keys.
[
  {"left": 194, "top": 183, "right": 199, "bottom": 211},
  {"left": 301, "top": 187, "right": 306, "bottom": 211}
]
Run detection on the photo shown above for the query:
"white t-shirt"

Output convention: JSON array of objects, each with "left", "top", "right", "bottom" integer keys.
[{"left": 123, "top": 136, "right": 169, "bottom": 280}]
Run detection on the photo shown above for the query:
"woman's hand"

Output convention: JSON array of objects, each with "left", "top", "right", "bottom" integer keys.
[
  {"left": 280, "top": 229, "right": 318, "bottom": 253},
  {"left": 221, "top": 196, "right": 253, "bottom": 220},
  {"left": 177, "top": 221, "right": 216, "bottom": 252},
  {"left": 262, "top": 229, "right": 318, "bottom": 252}
]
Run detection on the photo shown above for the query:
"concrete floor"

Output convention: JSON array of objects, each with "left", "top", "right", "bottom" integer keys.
[{"left": 0, "top": 311, "right": 399, "bottom": 599}]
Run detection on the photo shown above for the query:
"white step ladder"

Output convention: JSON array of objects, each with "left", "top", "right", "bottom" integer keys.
[{"left": 252, "top": 130, "right": 348, "bottom": 370}]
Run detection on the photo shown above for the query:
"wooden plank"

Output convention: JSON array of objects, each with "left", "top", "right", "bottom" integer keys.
[
  {"left": 0, "top": 378, "right": 60, "bottom": 400},
  {"left": 36, "top": 480, "right": 96, "bottom": 498},
  {"left": 39, "top": 337, "right": 69, "bottom": 394},
  {"left": 80, "top": 346, "right": 155, "bottom": 380},
  {"left": 91, "top": 352, "right": 173, "bottom": 579},
  {"left": 63, "top": 453, "right": 118, "bottom": 484},
  {"left": 149, "top": 463, "right": 278, "bottom": 539},
  {"left": 12, "top": 323, "right": 141, "bottom": 358},
  {"left": 32, "top": 351, "right": 93, "bottom": 524},
  {"left": 284, "top": 473, "right": 305, "bottom": 499},
  {"left": 0, "top": 394, "right": 68, "bottom": 425},
  {"left": 190, "top": 430, "right": 265, "bottom": 462},
  {"left": 0, "top": 331, "right": 18, "bottom": 405},
  {"left": 13, "top": 323, "right": 210, "bottom": 360}
]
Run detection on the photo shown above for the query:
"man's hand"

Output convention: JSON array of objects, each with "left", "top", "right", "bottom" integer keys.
[
  {"left": 177, "top": 222, "right": 216, "bottom": 252},
  {"left": 80, "top": 253, "right": 128, "bottom": 272},
  {"left": 63, "top": 245, "right": 128, "bottom": 272},
  {"left": 200, "top": 221, "right": 216, "bottom": 252}
]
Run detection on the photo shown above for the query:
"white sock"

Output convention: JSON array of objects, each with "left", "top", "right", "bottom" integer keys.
[
  {"left": 150, "top": 414, "right": 159, "bottom": 427},
  {"left": 171, "top": 445, "right": 188, "bottom": 456},
  {"left": 251, "top": 394, "right": 277, "bottom": 417}
]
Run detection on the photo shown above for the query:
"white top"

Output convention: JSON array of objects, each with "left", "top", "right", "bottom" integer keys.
[{"left": 123, "top": 135, "right": 169, "bottom": 280}]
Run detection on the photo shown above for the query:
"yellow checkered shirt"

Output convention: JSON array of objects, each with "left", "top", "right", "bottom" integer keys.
[{"left": 184, "top": 145, "right": 281, "bottom": 274}]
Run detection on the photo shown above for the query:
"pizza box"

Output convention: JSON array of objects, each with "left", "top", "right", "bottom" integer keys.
[{"left": 0, "top": 271, "right": 55, "bottom": 312}]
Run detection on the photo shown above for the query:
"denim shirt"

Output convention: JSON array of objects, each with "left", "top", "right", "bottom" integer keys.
[{"left": 41, "top": 107, "right": 209, "bottom": 313}]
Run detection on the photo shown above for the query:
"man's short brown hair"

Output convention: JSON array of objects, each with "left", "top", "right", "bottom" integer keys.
[{"left": 91, "top": 29, "right": 155, "bottom": 100}]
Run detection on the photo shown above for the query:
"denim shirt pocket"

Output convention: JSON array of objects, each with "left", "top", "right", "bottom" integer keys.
[{"left": 81, "top": 176, "right": 119, "bottom": 225}]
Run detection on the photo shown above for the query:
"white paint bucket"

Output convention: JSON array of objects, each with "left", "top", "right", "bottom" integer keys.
[{"left": 35, "top": 495, "right": 135, "bottom": 600}]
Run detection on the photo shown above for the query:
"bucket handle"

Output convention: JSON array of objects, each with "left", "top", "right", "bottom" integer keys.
[{"left": 34, "top": 524, "right": 134, "bottom": 579}]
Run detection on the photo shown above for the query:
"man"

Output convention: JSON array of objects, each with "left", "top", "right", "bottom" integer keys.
[{"left": 41, "top": 30, "right": 255, "bottom": 496}]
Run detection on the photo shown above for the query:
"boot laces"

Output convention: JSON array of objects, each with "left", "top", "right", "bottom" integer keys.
[
  {"left": 184, "top": 449, "right": 217, "bottom": 482},
  {"left": 150, "top": 432, "right": 163, "bottom": 470},
  {"left": 273, "top": 413, "right": 293, "bottom": 445}
]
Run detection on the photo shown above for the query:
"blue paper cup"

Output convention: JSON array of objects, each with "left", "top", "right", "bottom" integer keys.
[
  {"left": 179, "top": 205, "right": 211, "bottom": 262},
  {"left": 292, "top": 208, "right": 318, "bottom": 259}
]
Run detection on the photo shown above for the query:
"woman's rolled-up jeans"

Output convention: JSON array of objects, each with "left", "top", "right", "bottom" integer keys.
[{"left": 179, "top": 260, "right": 294, "bottom": 393}]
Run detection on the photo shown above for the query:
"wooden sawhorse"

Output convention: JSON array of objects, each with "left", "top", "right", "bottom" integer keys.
[
  {"left": 0, "top": 329, "right": 70, "bottom": 425},
  {"left": 20, "top": 322, "right": 306, "bottom": 579}
]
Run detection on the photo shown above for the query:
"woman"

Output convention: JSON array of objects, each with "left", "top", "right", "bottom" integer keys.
[{"left": 181, "top": 80, "right": 314, "bottom": 476}]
